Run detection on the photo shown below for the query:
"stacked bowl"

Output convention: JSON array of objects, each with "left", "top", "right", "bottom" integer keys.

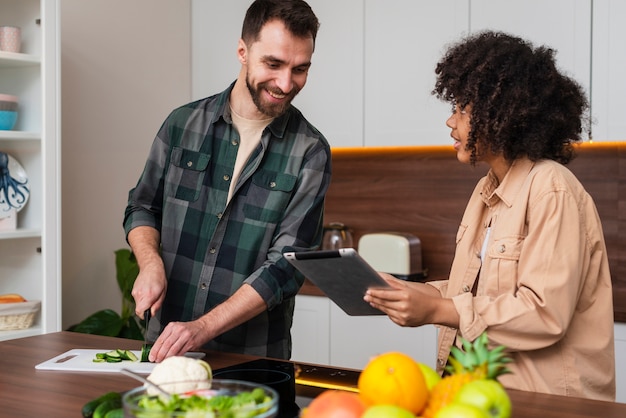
[{"left": 0, "top": 94, "right": 18, "bottom": 130}]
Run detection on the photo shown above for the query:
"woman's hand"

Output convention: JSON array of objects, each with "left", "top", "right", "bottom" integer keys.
[{"left": 364, "top": 273, "right": 458, "bottom": 328}]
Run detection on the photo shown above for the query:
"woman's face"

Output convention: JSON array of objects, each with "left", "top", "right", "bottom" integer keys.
[{"left": 446, "top": 103, "right": 473, "bottom": 164}]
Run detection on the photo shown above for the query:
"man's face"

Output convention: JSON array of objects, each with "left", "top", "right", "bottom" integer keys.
[{"left": 240, "top": 19, "right": 314, "bottom": 118}]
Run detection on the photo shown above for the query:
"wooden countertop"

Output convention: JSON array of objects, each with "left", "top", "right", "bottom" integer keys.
[{"left": 1, "top": 331, "right": 624, "bottom": 417}]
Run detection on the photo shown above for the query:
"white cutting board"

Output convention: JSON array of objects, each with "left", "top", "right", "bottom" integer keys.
[{"left": 35, "top": 349, "right": 205, "bottom": 374}]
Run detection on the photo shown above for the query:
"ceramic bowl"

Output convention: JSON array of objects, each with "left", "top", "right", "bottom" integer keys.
[{"left": 0, "top": 110, "right": 17, "bottom": 130}]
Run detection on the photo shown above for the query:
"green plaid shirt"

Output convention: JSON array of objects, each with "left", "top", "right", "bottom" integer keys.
[{"left": 124, "top": 83, "right": 331, "bottom": 359}]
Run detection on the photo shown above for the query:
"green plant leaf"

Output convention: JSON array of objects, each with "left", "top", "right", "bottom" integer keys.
[
  {"left": 115, "top": 249, "right": 139, "bottom": 303},
  {"left": 118, "top": 316, "right": 144, "bottom": 341},
  {"left": 67, "top": 248, "right": 144, "bottom": 340},
  {"left": 67, "top": 309, "right": 124, "bottom": 336}
]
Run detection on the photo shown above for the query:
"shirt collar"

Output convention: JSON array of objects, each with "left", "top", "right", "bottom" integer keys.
[
  {"left": 215, "top": 81, "right": 292, "bottom": 140},
  {"left": 481, "top": 158, "right": 535, "bottom": 207}
]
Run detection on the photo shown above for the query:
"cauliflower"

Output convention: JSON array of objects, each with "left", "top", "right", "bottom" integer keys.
[{"left": 146, "top": 356, "right": 212, "bottom": 396}]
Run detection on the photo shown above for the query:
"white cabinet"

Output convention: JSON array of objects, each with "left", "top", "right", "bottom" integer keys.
[
  {"left": 470, "top": 0, "right": 592, "bottom": 92},
  {"left": 329, "top": 304, "right": 437, "bottom": 370},
  {"left": 363, "top": 0, "right": 468, "bottom": 147},
  {"left": 591, "top": 0, "right": 626, "bottom": 140},
  {"left": 0, "top": 0, "right": 60, "bottom": 341},
  {"left": 192, "top": 1, "right": 622, "bottom": 146},
  {"left": 291, "top": 295, "right": 331, "bottom": 365},
  {"left": 292, "top": 295, "right": 437, "bottom": 370},
  {"left": 615, "top": 322, "right": 626, "bottom": 403}
]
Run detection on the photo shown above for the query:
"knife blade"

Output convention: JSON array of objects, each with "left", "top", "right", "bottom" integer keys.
[{"left": 141, "top": 308, "right": 153, "bottom": 362}]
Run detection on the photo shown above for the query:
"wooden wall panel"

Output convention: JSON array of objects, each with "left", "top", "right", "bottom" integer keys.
[{"left": 321, "top": 144, "right": 626, "bottom": 322}]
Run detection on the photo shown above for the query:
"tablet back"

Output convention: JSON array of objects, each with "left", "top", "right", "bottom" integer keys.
[{"left": 284, "top": 248, "right": 389, "bottom": 316}]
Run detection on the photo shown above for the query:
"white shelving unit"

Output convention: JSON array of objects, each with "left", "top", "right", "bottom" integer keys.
[{"left": 0, "top": 0, "right": 60, "bottom": 341}]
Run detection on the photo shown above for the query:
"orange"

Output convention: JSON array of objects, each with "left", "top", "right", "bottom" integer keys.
[
  {"left": 302, "top": 390, "right": 367, "bottom": 418},
  {"left": 358, "top": 351, "right": 428, "bottom": 414}
]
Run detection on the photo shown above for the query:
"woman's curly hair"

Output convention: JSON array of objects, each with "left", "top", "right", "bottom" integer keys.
[{"left": 432, "top": 31, "right": 589, "bottom": 165}]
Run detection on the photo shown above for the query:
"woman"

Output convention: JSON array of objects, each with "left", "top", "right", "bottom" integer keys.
[{"left": 364, "top": 31, "right": 615, "bottom": 401}]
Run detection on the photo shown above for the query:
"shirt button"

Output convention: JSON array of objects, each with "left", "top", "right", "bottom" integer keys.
[
  {"left": 475, "top": 251, "right": 481, "bottom": 258},
  {"left": 269, "top": 181, "right": 276, "bottom": 188},
  {"left": 217, "top": 212, "right": 223, "bottom": 219},
  {"left": 209, "top": 247, "right": 216, "bottom": 254},
  {"left": 231, "top": 139, "right": 239, "bottom": 146},
  {"left": 200, "top": 283, "right": 207, "bottom": 290},
  {"left": 462, "top": 285, "right": 471, "bottom": 292},
  {"left": 223, "top": 174, "right": 230, "bottom": 181},
  {"left": 498, "top": 244, "right": 506, "bottom": 253},
  {"left": 437, "top": 358, "right": 445, "bottom": 367},
  {"left": 187, "top": 161, "right": 193, "bottom": 167}
]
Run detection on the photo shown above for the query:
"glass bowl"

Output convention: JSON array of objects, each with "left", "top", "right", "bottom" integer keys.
[{"left": 122, "top": 379, "right": 279, "bottom": 417}]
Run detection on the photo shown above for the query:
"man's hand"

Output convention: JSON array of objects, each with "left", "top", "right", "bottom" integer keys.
[
  {"left": 132, "top": 263, "right": 167, "bottom": 318},
  {"left": 128, "top": 225, "right": 167, "bottom": 318},
  {"left": 148, "top": 319, "right": 209, "bottom": 362}
]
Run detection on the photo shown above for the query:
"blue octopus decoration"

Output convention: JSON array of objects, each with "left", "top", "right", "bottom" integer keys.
[{"left": 0, "top": 151, "right": 29, "bottom": 214}]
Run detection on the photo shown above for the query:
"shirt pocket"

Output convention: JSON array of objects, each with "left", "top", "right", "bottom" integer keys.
[
  {"left": 166, "top": 147, "right": 211, "bottom": 202},
  {"left": 243, "top": 170, "right": 297, "bottom": 223},
  {"left": 486, "top": 235, "right": 524, "bottom": 295}
]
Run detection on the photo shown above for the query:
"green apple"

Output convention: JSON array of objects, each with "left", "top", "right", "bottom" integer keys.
[
  {"left": 435, "top": 403, "right": 489, "bottom": 418},
  {"left": 418, "top": 362, "right": 442, "bottom": 391},
  {"left": 362, "top": 404, "right": 415, "bottom": 418},
  {"left": 453, "top": 379, "right": 512, "bottom": 418}
]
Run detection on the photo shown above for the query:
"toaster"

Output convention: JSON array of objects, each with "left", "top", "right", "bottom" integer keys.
[{"left": 358, "top": 232, "right": 426, "bottom": 281}]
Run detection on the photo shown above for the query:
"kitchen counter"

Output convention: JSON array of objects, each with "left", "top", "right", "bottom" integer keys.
[{"left": 1, "top": 331, "right": 625, "bottom": 417}]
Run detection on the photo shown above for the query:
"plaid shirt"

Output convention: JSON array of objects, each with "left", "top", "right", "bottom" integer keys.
[{"left": 124, "top": 83, "right": 331, "bottom": 358}]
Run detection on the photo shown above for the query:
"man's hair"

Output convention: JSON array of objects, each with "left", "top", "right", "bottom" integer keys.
[
  {"left": 433, "top": 31, "right": 589, "bottom": 165},
  {"left": 242, "top": 0, "right": 320, "bottom": 47}
]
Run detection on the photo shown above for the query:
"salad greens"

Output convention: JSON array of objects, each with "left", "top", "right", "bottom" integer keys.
[{"left": 133, "top": 387, "right": 273, "bottom": 417}]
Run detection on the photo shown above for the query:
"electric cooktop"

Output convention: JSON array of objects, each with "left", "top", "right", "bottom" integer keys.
[{"left": 213, "top": 358, "right": 360, "bottom": 418}]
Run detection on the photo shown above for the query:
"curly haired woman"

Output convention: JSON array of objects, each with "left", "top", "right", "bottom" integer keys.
[{"left": 365, "top": 31, "right": 615, "bottom": 400}]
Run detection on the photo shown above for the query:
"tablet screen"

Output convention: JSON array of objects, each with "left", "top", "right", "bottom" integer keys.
[{"left": 285, "top": 248, "right": 389, "bottom": 316}]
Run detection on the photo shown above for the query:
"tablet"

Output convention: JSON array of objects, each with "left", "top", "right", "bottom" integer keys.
[{"left": 284, "top": 248, "right": 390, "bottom": 316}]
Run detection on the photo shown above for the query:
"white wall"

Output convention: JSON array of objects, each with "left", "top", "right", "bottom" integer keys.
[{"left": 60, "top": 0, "right": 191, "bottom": 328}]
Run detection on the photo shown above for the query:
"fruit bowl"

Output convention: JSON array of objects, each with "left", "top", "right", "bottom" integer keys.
[{"left": 122, "top": 379, "right": 279, "bottom": 417}]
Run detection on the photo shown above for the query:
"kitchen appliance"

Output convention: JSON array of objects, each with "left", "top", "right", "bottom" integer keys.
[
  {"left": 358, "top": 232, "right": 426, "bottom": 281},
  {"left": 321, "top": 222, "right": 353, "bottom": 250},
  {"left": 213, "top": 358, "right": 360, "bottom": 418}
]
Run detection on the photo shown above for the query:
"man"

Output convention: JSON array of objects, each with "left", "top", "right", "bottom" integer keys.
[{"left": 124, "top": 0, "right": 331, "bottom": 362}]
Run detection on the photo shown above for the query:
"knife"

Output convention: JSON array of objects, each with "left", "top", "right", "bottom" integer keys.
[{"left": 140, "top": 308, "right": 153, "bottom": 362}]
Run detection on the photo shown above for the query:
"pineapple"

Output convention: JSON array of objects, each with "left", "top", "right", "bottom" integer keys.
[{"left": 421, "top": 333, "right": 511, "bottom": 418}]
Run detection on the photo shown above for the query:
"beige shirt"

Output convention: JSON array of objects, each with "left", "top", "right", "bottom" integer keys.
[
  {"left": 428, "top": 158, "right": 616, "bottom": 401},
  {"left": 228, "top": 107, "right": 273, "bottom": 202}
]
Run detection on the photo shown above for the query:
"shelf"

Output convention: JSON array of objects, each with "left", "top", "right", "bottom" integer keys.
[
  {"left": 0, "top": 131, "right": 40, "bottom": 141},
  {"left": 0, "top": 228, "right": 41, "bottom": 240},
  {"left": 0, "top": 325, "right": 41, "bottom": 342},
  {"left": 0, "top": 51, "right": 40, "bottom": 68}
]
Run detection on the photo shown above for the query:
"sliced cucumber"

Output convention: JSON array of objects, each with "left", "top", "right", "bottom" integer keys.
[{"left": 92, "top": 349, "right": 140, "bottom": 363}]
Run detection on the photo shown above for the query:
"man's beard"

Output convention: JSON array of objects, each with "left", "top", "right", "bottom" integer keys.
[{"left": 246, "top": 77, "right": 300, "bottom": 118}]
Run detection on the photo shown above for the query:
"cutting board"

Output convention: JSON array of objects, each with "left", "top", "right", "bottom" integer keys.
[{"left": 35, "top": 349, "right": 205, "bottom": 374}]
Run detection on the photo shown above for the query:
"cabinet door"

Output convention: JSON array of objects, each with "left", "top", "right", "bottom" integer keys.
[
  {"left": 328, "top": 304, "right": 437, "bottom": 370},
  {"left": 291, "top": 295, "right": 331, "bottom": 364},
  {"left": 615, "top": 323, "right": 626, "bottom": 403},
  {"left": 591, "top": 0, "right": 626, "bottom": 140},
  {"left": 363, "top": 0, "right": 469, "bottom": 147},
  {"left": 470, "top": 0, "right": 592, "bottom": 136},
  {"left": 292, "top": 0, "right": 364, "bottom": 148}
]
